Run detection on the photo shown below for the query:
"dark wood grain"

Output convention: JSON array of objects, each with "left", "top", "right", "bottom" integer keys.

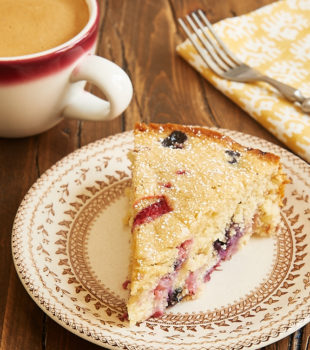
[
  {"left": 0, "top": 137, "right": 43, "bottom": 350},
  {"left": 300, "top": 323, "right": 310, "bottom": 350},
  {"left": 0, "top": 0, "right": 307, "bottom": 349}
]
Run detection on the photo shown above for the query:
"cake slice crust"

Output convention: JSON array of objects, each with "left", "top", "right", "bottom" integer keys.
[{"left": 127, "top": 123, "right": 287, "bottom": 325}]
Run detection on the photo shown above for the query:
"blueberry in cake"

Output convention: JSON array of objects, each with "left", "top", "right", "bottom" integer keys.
[{"left": 126, "top": 123, "right": 287, "bottom": 325}]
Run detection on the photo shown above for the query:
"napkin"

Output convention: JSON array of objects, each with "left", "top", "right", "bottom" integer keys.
[{"left": 176, "top": 0, "right": 310, "bottom": 163}]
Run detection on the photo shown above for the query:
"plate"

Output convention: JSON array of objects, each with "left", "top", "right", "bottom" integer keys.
[{"left": 12, "top": 129, "right": 310, "bottom": 350}]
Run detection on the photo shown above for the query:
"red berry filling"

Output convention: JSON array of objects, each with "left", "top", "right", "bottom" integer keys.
[
  {"left": 119, "top": 312, "right": 129, "bottom": 321},
  {"left": 174, "top": 239, "right": 193, "bottom": 271},
  {"left": 152, "top": 275, "right": 173, "bottom": 318},
  {"left": 159, "top": 182, "right": 172, "bottom": 188},
  {"left": 122, "top": 279, "right": 130, "bottom": 290},
  {"left": 204, "top": 260, "right": 221, "bottom": 282},
  {"left": 151, "top": 238, "right": 193, "bottom": 318},
  {"left": 154, "top": 276, "right": 172, "bottom": 299},
  {"left": 185, "top": 271, "right": 197, "bottom": 295},
  {"left": 133, "top": 196, "right": 172, "bottom": 228},
  {"left": 152, "top": 310, "right": 164, "bottom": 318},
  {"left": 133, "top": 195, "right": 165, "bottom": 207}
]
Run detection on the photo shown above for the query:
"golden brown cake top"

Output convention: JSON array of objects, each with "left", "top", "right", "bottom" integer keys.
[{"left": 135, "top": 123, "right": 281, "bottom": 164}]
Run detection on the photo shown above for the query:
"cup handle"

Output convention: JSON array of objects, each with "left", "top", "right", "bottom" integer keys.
[{"left": 62, "top": 55, "right": 133, "bottom": 121}]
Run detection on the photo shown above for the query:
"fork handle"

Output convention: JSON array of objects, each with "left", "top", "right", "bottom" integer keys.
[{"left": 259, "top": 75, "right": 310, "bottom": 113}]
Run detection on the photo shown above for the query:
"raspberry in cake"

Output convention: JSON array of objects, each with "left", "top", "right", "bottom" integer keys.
[{"left": 126, "top": 123, "right": 287, "bottom": 325}]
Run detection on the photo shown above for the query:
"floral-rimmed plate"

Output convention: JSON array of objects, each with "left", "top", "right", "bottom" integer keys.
[{"left": 12, "top": 129, "right": 310, "bottom": 350}]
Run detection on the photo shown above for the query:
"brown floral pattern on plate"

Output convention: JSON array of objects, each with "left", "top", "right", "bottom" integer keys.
[{"left": 12, "top": 130, "right": 310, "bottom": 350}]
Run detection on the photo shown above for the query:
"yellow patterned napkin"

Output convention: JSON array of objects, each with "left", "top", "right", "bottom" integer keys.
[{"left": 177, "top": 0, "right": 310, "bottom": 162}]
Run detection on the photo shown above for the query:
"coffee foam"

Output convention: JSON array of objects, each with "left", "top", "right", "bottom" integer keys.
[{"left": 0, "top": 0, "right": 89, "bottom": 57}]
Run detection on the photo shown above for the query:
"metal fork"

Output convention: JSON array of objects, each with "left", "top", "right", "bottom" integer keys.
[{"left": 178, "top": 10, "right": 310, "bottom": 113}]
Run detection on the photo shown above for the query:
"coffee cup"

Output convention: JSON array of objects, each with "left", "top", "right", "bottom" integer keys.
[{"left": 0, "top": 0, "right": 133, "bottom": 137}]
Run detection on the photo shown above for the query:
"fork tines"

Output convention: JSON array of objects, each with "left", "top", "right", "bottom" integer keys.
[{"left": 178, "top": 9, "right": 241, "bottom": 75}]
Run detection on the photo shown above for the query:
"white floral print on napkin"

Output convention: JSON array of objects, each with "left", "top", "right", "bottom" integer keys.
[{"left": 177, "top": 0, "right": 310, "bottom": 162}]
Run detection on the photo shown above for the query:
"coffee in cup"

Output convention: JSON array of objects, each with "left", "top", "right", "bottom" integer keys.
[
  {"left": 0, "top": 0, "right": 133, "bottom": 137},
  {"left": 0, "top": 0, "right": 89, "bottom": 57}
]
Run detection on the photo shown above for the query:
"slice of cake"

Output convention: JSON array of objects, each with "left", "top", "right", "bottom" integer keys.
[{"left": 126, "top": 122, "right": 287, "bottom": 325}]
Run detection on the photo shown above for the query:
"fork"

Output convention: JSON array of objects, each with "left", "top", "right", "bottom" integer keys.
[{"left": 178, "top": 10, "right": 310, "bottom": 113}]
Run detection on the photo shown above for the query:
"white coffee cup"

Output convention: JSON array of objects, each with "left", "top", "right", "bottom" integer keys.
[{"left": 0, "top": 0, "right": 133, "bottom": 137}]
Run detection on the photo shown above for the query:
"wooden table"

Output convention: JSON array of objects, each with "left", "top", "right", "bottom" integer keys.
[{"left": 1, "top": 0, "right": 309, "bottom": 349}]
